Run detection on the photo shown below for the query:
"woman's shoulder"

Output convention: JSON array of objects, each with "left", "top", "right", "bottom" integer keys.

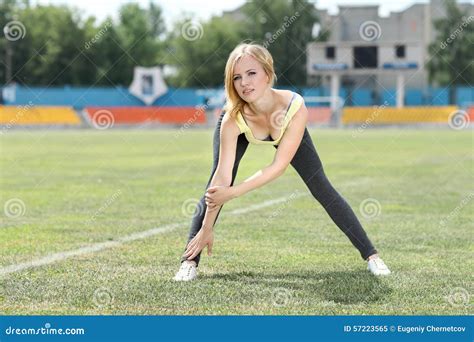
[
  {"left": 222, "top": 111, "right": 244, "bottom": 135},
  {"left": 274, "top": 89, "right": 303, "bottom": 104},
  {"left": 274, "top": 88, "right": 292, "bottom": 99}
]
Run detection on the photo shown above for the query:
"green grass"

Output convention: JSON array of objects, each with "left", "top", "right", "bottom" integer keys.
[{"left": 0, "top": 128, "right": 472, "bottom": 315}]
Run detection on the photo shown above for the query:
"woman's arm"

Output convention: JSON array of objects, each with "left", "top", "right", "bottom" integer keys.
[
  {"left": 201, "top": 114, "right": 241, "bottom": 224},
  {"left": 232, "top": 103, "right": 308, "bottom": 198},
  {"left": 200, "top": 174, "right": 230, "bottom": 229},
  {"left": 204, "top": 102, "right": 308, "bottom": 206},
  {"left": 184, "top": 113, "right": 240, "bottom": 260},
  {"left": 231, "top": 164, "right": 284, "bottom": 198}
]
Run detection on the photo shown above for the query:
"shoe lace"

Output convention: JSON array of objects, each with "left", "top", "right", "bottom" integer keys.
[
  {"left": 373, "top": 258, "right": 386, "bottom": 268},
  {"left": 180, "top": 262, "right": 194, "bottom": 276}
]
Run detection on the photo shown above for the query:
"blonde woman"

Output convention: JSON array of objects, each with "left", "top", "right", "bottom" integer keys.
[{"left": 174, "top": 43, "right": 390, "bottom": 281}]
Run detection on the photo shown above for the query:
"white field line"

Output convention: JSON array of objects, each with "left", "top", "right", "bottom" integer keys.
[{"left": 0, "top": 193, "right": 308, "bottom": 277}]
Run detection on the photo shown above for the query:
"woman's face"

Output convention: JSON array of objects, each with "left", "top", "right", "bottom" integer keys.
[{"left": 232, "top": 54, "right": 270, "bottom": 102}]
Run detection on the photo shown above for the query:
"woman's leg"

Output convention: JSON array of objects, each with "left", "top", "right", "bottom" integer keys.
[
  {"left": 180, "top": 112, "right": 249, "bottom": 266},
  {"left": 276, "top": 128, "right": 377, "bottom": 260}
]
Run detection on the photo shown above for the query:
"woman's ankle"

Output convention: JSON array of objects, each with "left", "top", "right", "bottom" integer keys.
[
  {"left": 367, "top": 253, "right": 379, "bottom": 261},
  {"left": 183, "top": 260, "right": 197, "bottom": 266}
]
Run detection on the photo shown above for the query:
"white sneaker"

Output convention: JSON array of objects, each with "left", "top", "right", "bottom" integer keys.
[
  {"left": 173, "top": 261, "right": 198, "bottom": 281},
  {"left": 367, "top": 257, "right": 391, "bottom": 276}
]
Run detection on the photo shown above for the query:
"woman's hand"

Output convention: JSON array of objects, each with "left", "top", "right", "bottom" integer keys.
[
  {"left": 205, "top": 185, "right": 236, "bottom": 210},
  {"left": 184, "top": 226, "right": 214, "bottom": 260}
]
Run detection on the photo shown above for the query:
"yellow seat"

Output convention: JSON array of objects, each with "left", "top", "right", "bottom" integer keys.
[
  {"left": 342, "top": 106, "right": 458, "bottom": 124},
  {"left": 0, "top": 106, "right": 81, "bottom": 125}
]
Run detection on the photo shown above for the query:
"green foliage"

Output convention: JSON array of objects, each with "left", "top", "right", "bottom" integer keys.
[
  {"left": 241, "top": 0, "right": 320, "bottom": 86},
  {"left": 6, "top": 0, "right": 472, "bottom": 89},
  {"left": 1, "top": 1, "right": 166, "bottom": 86},
  {"left": 167, "top": 0, "right": 321, "bottom": 87},
  {"left": 0, "top": 1, "right": 323, "bottom": 87},
  {"left": 15, "top": 5, "right": 94, "bottom": 85},
  {"left": 427, "top": 0, "right": 474, "bottom": 87},
  {"left": 166, "top": 16, "right": 244, "bottom": 87}
]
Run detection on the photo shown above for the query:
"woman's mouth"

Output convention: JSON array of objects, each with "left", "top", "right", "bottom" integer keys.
[{"left": 243, "top": 89, "right": 254, "bottom": 95}]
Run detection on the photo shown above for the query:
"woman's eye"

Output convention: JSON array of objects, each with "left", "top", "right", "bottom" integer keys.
[
  {"left": 233, "top": 76, "right": 240, "bottom": 81},
  {"left": 248, "top": 72, "right": 256, "bottom": 76}
]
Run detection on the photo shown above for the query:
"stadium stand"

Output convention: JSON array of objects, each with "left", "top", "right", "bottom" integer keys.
[
  {"left": 0, "top": 105, "right": 81, "bottom": 125},
  {"left": 84, "top": 106, "right": 206, "bottom": 125},
  {"left": 342, "top": 106, "right": 458, "bottom": 124}
]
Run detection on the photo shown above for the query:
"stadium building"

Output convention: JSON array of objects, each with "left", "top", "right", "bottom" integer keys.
[{"left": 308, "top": 0, "right": 474, "bottom": 107}]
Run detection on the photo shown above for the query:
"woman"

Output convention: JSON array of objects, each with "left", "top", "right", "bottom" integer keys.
[{"left": 173, "top": 43, "right": 390, "bottom": 281}]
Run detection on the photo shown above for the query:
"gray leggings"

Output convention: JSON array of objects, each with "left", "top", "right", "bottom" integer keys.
[{"left": 181, "top": 111, "right": 377, "bottom": 266}]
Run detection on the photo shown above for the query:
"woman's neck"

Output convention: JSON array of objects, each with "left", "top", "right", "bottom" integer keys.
[{"left": 247, "top": 88, "right": 278, "bottom": 117}]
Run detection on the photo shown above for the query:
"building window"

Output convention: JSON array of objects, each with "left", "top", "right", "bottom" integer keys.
[
  {"left": 353, "top": 46, "right": 378, "bottom": 69},
  {"left": 395, "top": 45, "right": 405, "bottom": 58},
  {"left": 326, "top": 46, "right": 335, "bottom": 59}
]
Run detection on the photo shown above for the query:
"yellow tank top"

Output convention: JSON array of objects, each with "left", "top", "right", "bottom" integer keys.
[{"left": 234, "top": 92, "right": 304, "bottom": 145}]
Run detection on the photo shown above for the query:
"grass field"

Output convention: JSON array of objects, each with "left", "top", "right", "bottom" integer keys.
[{"left": 0, "top": 128, "right": 472, "bottom": 315}]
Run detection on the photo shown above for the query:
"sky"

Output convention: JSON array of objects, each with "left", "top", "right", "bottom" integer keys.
[{"left": 30, "top": 0, "right": 443, "bottom": 28}]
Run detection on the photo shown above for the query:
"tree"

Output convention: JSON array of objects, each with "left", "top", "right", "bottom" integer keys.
[
  {"left": 17, "top": 5, "right": 97, "bottom": 85},
  {"left": 1, "top": 0, "right": 31, "bottom": 83},
  {"left": 90, "top": 2, "right": 166, "bottom": 86},
  {"left": 166, "top": 15, "right": 244, "bottom": 87},
  {"left": 166, "top": 0, "right": 321, "bottom": 87},
  {"left": 1, "top": 1, "right": 324, "bottom": 87},
  {"left": 427, "top": 0, "right": 474, "bottom": 89},
  {"left": 0, "top": 2, "right": 166, "bottom": 86},
  {"left": 241, "top": 0, "right": 320, "bottom": 86}
]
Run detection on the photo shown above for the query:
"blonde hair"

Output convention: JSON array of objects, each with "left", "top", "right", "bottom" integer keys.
[{"left": 224, "top": 43, "right": 277, "bottom": 119}]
